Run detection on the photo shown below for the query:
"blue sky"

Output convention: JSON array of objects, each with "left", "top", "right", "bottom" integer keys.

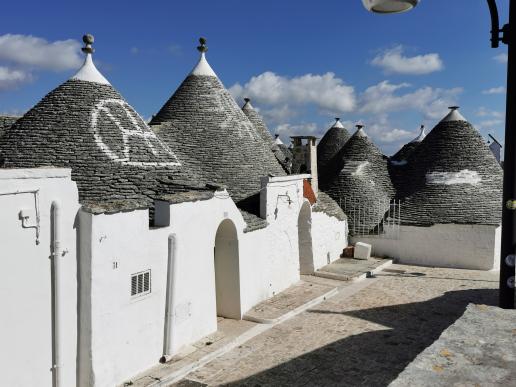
[{"left": 0, "top": 0, "right": 509, "bottom": 155}]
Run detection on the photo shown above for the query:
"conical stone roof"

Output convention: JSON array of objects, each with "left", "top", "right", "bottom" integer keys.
[
  {"left": 398, "top": 107, "right": 502, "bottom": 226},
  {"left": 317, "top": 118, "right": 351, "bottom": 185},
  {"left": 317, "top": 118, "right": 351, "bottom": 168},
  {"left": 391, "top": 125, "right": 426, "bottom": 163},
  {"left": 322, "top": 126, "right": 394, "bottom": 233},
  {"left": 0, "top": 115, "right": 19, "bottom": 139},
  {"left": 241, "top": 98, "right": 291, "bottom": 173},
  {"left": 150, "top": 38, "right": 286, "bottom": 202},
  {"left": 0, "top": 35, "right": 206, "bottom": 212}
]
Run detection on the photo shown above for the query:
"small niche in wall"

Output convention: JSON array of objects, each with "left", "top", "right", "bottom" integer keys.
[{"left": 153, "top": 200, "right": 170, "bottom": 227}]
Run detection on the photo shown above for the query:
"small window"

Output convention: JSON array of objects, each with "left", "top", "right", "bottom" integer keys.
[{"left": 131, "top": 270, "right": 151, "bottom": 297}]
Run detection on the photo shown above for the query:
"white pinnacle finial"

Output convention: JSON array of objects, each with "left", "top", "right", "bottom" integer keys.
[
  {"left": 333, "top": 117, "right": 344, "bottom": 128},
  {"left": 355, "top": 124, "right": 367, "bottom": 137},
  {"left": 410, "top": 124, "right": 426, "bottom": 143},
  {"left": 190, "top": 37, "right": 217, "bottom": 77},
  {"left": 441, "top": 106, "right": 467, "bottom": 122},
  {"left": 71, "top": 34, "right": 110, "bottom": 85}
]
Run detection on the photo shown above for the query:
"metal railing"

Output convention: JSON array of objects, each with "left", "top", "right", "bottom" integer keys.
[{"left": 339, "top": 197, "right": 401, "bottom": 239}]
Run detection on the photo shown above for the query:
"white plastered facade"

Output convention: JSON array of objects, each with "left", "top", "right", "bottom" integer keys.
[
  {"left": 73, "top": 174, "right": 347, "bottom": 386},
  {"left": 352, "top": 223, "right": 501, "bottom": 270},
  {"left": 0, "top": 169, "right": 80, "bottom": 387}
]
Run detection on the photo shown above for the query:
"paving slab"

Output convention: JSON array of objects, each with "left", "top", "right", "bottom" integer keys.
[
  {"left": 183, "top": 264, "right": 500, "bottom": 386},
  {"left": 120, "top": 318, "right": 257, "bottom": 387},
  {"left": 390, "top": 303, "right": 516, "bottom": 387},
  {"left": 243, "top": 278, "right": 338, "bottom": 323},
  {"left": 315, "top": 257, "right": 392, "bottom": 281}
]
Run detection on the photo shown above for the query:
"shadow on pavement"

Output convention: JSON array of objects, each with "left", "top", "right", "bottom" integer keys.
[{"left": 223, "top": 288, "right": 497, "bottom": 387}]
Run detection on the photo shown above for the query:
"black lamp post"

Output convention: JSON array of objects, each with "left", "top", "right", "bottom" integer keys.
[{"left": 363, "top": 0, "right": 515, "bottom": 309}]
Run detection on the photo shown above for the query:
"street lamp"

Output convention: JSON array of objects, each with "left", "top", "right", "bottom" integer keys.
[
  {"left": 363, "top": 0, "right": 515, "bottom": 309},
  {"left": 362, "top": 0, "right": 419, "bottom": 14}
]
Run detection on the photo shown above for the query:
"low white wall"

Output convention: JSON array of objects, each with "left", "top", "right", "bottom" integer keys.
[
  {"left": 352, "top": 223, "right": 500, "bottom": 270},
  {"left": 79, "top": 174, "right": 352, "bottom": 386},
  {"left": 0, "top": 169, "right": 79, "bottom": 387},
  {"left": 311, "top": 212, "right": 348, "bottom": 270},
  {"left": 78, "top": 194, "right": 246, "bottom": 387}
]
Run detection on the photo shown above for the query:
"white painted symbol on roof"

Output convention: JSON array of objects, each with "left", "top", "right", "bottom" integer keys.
[
  {"left": 91, "top": 99, "right": 181, "bottom": 167},
  {"left": 214, "top": 90, "right": 258, "bottom": 140}
]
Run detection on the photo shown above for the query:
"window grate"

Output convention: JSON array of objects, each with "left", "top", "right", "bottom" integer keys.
[{"left": 131, "top": 270, "right": 151, "bottom": 297}]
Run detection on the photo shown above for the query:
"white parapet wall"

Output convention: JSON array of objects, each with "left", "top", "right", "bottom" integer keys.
[
  {"left": 78, "top": 176, "right": 315, "bottom": 387},
  {"left": 0, "top": 168, "right": 80, "bottom": 387},
  {"left": 351, "top": 223, "right": 501, "bottom": 270},
  {"left": 311, "top": 211, "right": 348, "bottom": 270},
  {"left": 76, "top": 173, "right": 350, "bottom": 386}
]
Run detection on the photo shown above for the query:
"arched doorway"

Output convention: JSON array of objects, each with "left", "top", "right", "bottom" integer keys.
[
  {"left": 214, "top": 219, "right": 241, "bottom": 319},
  {"left": 298, "top": 202, "right": 314, "bottom": 274}
]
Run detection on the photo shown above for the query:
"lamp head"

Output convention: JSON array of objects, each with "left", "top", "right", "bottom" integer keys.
[{"left": 362, "top": 0, "right": 419, "bottom": 14}]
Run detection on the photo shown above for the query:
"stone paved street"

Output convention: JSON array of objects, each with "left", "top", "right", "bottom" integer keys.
[{"left": 178, "top": 264, "right": 499, "bottom": 387}]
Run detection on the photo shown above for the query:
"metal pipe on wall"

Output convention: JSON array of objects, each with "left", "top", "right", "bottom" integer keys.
[
  {"left": 50, "top": 201, "right": 62, "bottom": 387},
  {"left": 161, "top": 234, "right": 178, "bottom": 363}
]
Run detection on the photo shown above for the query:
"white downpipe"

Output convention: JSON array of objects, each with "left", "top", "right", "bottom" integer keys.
[
  {"left": 51, "top": 201, "right": 62, "bottom": 387},
  {"left": 161, "top": 234, "right": 178, "bottom": 363}
]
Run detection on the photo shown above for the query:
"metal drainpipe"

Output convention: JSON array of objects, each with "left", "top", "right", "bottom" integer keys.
[
  {"left": 161, "top": 234, "right": 177, "bottom": 363},
  {"left": 51, "top": 201, "right": 62, "bottom": 387}
]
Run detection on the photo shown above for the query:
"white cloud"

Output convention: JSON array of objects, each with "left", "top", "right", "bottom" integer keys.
[
  {"left": 0, "top": 66, "right": 31, "bottom": 90},
  {"left": 0, "top": 34, "right": 82, "bottom": 71},
  {"left": 493, "top": 53, "right": 508, "bottom": 64},
  {"left": 371, "top": 45, "right": 443, "bottom": 75},
  {"left": 273, "top": 122, "right": 319, "bottom": 144},
  {"left": 476, "top": 107, "right": 504, "bottom": 119},
  {"left": 482, "top": 86, "right": 506, "bottom": 94},
  {"left": 476, "top": 119, "right": 504, "bottom": 130},
  {"left": 130, "top": 47, "right": 139, "bottom": 55},
  {"left": 360, "top": 115, "right": 414, "bottom": 144},
  {"left": 359, "top": 80, "right": 462, "bottom": 119},
  {"left": 229, "top": 71, "right": 356, "bottom": 115}
]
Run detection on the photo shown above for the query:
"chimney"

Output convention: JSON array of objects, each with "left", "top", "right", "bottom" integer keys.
[{"left": 290, "top": 135, "right": 319, "bottom": 196}]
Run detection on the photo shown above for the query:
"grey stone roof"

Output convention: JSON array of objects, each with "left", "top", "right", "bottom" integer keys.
[
  {"left": 0, "top": 79, "right": 208, "bottom": 210},
  {"left": 150, "top": 56, "right": 286, "bottom": 203},
  {"left": 321, "top": 128, "right": 394, "bottom": 232},
  {"left": 0, "top": 115, "right": 19, "bottom": 138},
  {"left": 241, "top": 99, "right": 291, "bottom": 173},
  {"left": 391, "top": 142, "right": 419, "bottom": 163},
  {"left": 313, "top": 191, "right": 346, "bottom": 221},
  {"left": 396, "top": 114, "right": 502, "bottom": 226},
  {"left": 239, "top": 209, "right": 268, "bottom": 233},
  {"left": 277, "top": 143, "right": 293, "bottom": 164},
  {"left": 317, "top": 119, "right": 351, "bottom": 184}
]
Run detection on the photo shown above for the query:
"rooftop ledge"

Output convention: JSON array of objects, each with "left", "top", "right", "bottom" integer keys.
[
  {"left": 0, "top": 168, "right": 72, "bottom": 180},
  {"left": 261, "top": 174, "right": 311, "bottom": 185}
]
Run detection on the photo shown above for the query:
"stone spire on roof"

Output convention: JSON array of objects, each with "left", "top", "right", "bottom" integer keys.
[
  {"left": 355, "top": 124, "right": 367, "bottom": 137},
  {"left": 189, "top": 37, "right": 217, "bottom": 77},
  {"left": 441, "top": 106, "right": 467, "bottom": 123},
  {"left": 333, "top": 117, "right": 344, "bottom": 129},
  {"left": 410, "top": 124, "right": 426, "bottom": 143},
  {"left": 274, "top": 134, "right": 284, "bottom": 145},
  {"left": 71, "top": 34, "right": 110, "bottom": 85}
]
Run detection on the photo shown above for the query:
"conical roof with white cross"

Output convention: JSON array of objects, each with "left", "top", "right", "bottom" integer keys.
[
  {"left": 0, "top": 35, "right": 206, "bottom": 212},
  {"left": 150, "top": 38, "right": 286, "bottom": 203}
]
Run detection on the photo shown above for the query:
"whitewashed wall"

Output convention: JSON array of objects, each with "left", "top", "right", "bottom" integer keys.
[
  {"left": 0, "top": 169, "right": 79, "bottom": 387},
  {"left": 77, "top": 193, "right": 245, "bottom": 387},
  {"left": 77, "top": 174, "right": 350, "bottom": 386},
  {"left": 352, "top": 224, "right": 501, "bottom": 270},
  {"left": 311, "top": 211, "right": 348, "bottom": 270}
]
